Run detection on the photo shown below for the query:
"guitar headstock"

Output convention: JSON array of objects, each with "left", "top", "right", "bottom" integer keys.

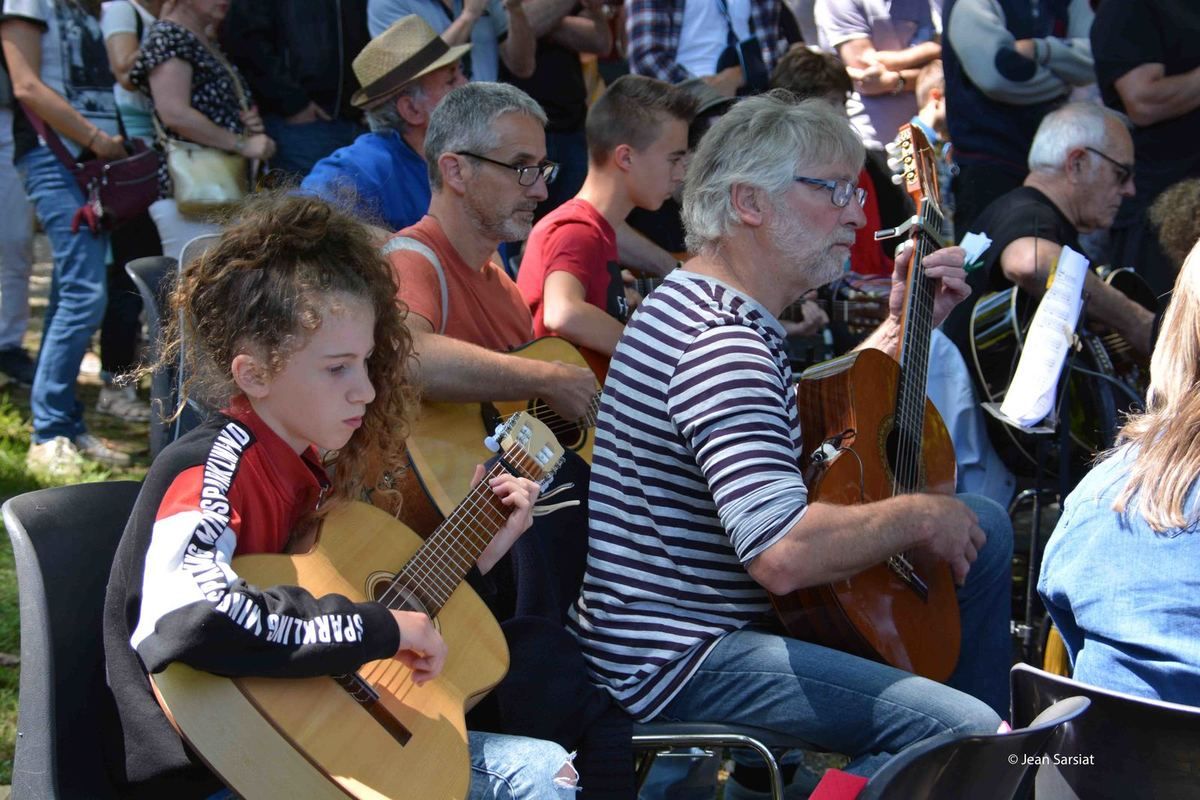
[
  {"left": 491, "top": 411, "right": 565, "bottom": 485},
  {"left": 893, "top": 124, "right": 940, "bottom": 211}
]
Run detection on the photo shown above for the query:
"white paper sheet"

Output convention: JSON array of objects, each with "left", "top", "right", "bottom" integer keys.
[{"left": 998, "top": 245, "right": 1089, "bottom": 428}]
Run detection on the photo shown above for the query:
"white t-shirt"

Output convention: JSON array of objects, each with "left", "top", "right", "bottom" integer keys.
[
  {"left": 815, "top": 0, "right": 935, "bottom": 150},
  {"left": 676, "top": 0, "right": 752, "bottom": 78},
  {"left": 100, "top": 0, "right": 155, "bottom": 127},
  {"left": 2, "top": 0, "right": 120, "bottom": 156}
]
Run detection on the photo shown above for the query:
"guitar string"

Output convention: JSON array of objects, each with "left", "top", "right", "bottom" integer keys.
[
  {"left": 379, "top": 445, "right": 540, "bottom": 613},
  {"left": 384, "top": 454, "right": 521, "bottom": 612}
]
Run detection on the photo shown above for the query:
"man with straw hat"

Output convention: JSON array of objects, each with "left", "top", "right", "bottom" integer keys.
[{"left": 303, "top": 15, "right": 473, "bottom": 235}]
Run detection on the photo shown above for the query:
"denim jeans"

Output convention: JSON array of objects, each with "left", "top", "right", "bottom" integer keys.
[
  {"left": 0, "top": 108, "right": 35, "bottom": 351},
  {"left": 264, "top": 116, "right": 365, "bottom": 180},
  {"left": 656, "top": 492, "right": 1011, "bottom": 777},
  {"left": 18, "top": 146, "right": 109, "bottom": 442},
  {"left": 203, "top": 730, "right": 576, "bottom": 800}
]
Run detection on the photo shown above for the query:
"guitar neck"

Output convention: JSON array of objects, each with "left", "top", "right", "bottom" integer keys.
[{"left": 383, "top": 442, "right": 540, "bottom": 617}]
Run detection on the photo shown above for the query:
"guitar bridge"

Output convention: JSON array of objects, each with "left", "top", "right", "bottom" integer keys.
[
  {"left": 334, "top": 672, "right": 412, "bottom": 746},
  {"left": 887, "top": 554, "right": 929, "bottom": 601}
]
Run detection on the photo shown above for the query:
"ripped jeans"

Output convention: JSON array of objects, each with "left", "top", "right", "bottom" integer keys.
[{"left": 468, "top": 731, "right": 579, "bottom": 799}]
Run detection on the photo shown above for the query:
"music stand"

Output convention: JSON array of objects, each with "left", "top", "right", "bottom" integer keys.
[{"left": 982, "top": 314, "right": 1084, "bottom": 665}]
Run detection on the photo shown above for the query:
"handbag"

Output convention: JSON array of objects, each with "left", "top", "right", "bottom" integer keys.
[
  {"left": 160, "top": 133, "right": 249, "bottom": 217},
  {"left": 21, "top": 104, "right": 161, "bottom": 234},
  {"left": 155, "top": 39, "right": 255, "bottom": 217}
]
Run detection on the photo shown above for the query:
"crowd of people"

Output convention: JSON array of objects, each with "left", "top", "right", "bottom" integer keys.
[{"left": 3, "top": 0, "right": 1200, "bottom": 798}]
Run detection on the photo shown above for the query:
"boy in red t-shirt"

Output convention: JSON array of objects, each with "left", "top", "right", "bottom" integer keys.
[{"left": 517, "top": 76, "right": 694, "bottom": 363}]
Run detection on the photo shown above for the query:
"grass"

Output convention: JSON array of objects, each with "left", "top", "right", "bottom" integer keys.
[{"left": 0, "top": 292, "right": 151, "bottom": 784}]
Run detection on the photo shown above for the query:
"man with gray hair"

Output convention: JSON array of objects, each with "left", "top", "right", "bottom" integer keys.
[
  {"left": 570, "top": 92, "right": 1015, "bottom": 786},
  {"left": 942, "top": 101, "right": 1156, "bottom": 368},
  {"left": 302, "top": 16, "right": 469, "bottom": 235},
  {"left": 385, "top": 80, "right": 597, "bottom": 428}
]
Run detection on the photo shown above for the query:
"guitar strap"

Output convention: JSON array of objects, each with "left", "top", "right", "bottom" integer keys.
[{"left": 382, "top": 236, "right": 449, "bottom": 334}]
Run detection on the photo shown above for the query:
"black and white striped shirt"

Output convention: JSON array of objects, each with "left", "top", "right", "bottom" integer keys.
[{"left": 569, "top": 271, "right": 810, "bottom": 720}]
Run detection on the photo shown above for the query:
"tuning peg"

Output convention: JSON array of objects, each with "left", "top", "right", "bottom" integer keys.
[{"left": 891, "top": 173, "right": 904, "bottom": 186}]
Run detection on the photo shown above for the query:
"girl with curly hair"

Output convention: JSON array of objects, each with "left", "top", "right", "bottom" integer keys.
[{"left": 103, "top": 192, "right": 575, "bottom": 799}]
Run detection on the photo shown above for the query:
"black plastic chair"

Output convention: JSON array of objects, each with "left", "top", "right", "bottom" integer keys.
[
  {"left": 4, "top": 481, "right": 142, "bottom": 798},
  {"left": 856, "top": 695, "right": 1090, "bottom": 799},
  {"left": 632, "top": 721, "right": 819, "bottom": 799},
  {"left": 125, "top": 255, "right": 178, "bottom": 458},
  {"left": 1011, "top": 662, "right": 1200, "bottom": 799}
]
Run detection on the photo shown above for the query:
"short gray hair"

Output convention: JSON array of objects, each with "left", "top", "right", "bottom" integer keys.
[
  {"left": 1027, "top": 102, "right": 1131, "bottom": 174},
  {"left": 363, "top": 83, "right": 425, "bottom": 134},
  {"left": 682, "top": 92, "right": 865, "bottom": 254},
  {"left": 424, "top": 82, "right": 548, "bottom": 190}
]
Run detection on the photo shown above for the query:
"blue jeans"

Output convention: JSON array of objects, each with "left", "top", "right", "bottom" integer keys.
[
  {"left": 18, "top": 146, "right": 109, "bottom": 442},
  {"left": 656, "top": 492, "right": 1011, "bottom": 777},
  {"left": 264, "top": 116, "right": 365, "bottom": 179}
]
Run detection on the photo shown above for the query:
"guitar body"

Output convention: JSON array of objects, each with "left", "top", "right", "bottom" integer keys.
[
  {"left": 407, "top": 337, "right": 598, "bottom": 518},
  {"left": 151, "top": 501, "right": 508, "bottom": 800},
  {"left": 969, "top": 268, "right": 1157, "bottom": 476},
  {"left": 772, "top": 345, "right": 961, "bottom": 680}
]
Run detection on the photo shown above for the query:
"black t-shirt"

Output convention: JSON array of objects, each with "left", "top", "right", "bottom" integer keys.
[
  {"left": 501, "top": 37, "right": 587, "bottom": 133},
  {"left": 944, "top": 186, "right": 1079, "bottom": 358},
  {"left": 1092, "top": 0, "right": 1200, "bottom": 205}
]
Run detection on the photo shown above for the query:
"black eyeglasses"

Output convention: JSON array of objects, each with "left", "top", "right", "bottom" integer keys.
[
  {"left": 794, "top": 176, "right": 867, "bottom": 208},
  {"left": 455, "top": 151, "right": 560, "bottom": 186},
  {"left": 1084, "top": 147, "right": 1134, "bottom": 185}
]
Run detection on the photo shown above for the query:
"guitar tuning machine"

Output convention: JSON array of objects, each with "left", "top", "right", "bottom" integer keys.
[{"left": 483, "top": 424, "right": 503, "bottom": 453}]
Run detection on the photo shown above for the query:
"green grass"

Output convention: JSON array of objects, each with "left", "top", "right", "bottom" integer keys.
[{"left": 0, "top": 381, "right": 149, "bottom": 784}]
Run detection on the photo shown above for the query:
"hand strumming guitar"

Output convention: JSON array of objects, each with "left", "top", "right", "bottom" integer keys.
[
  {"left": 390, "top": 609, "right": 447, "bottom": 685},
  {"left": 542, "top": 360, "right": 598, "bottom": 423}
]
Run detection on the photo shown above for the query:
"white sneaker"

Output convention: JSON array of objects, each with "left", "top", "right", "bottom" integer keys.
[
  {"left": 27, "top": 437, "right": 85, "bottom": 480},
  {"left": 96, "top": 384, "right": 151, "bottom": 423},
  {"left": 74, "top": 433, "right": 132, "bottom": 467}
]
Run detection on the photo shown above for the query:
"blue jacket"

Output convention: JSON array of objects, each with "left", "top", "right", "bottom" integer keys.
[
  {"left": 301, "top": 130, "right": 430, "bottom": 232},
  {"left": 1040, "top": 445, "right": 1200, "bottom": 706}
]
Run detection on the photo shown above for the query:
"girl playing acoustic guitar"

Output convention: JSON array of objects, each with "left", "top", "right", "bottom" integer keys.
[{"left": 102, "top": 192, "right": 577, "bottom": 799}]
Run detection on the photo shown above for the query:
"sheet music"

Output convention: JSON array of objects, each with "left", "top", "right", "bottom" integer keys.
[{"left": 998, "top": 245, "right": 1089, "bottom": 428}]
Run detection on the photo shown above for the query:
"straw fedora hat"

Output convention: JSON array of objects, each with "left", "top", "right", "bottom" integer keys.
[{"left": 351, "top": 15, "right": 471, "bottom": 109}]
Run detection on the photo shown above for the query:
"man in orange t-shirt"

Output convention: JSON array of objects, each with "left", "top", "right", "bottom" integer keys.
[{"left": 383, "top": 81, "right": 595, "bottom": 422}]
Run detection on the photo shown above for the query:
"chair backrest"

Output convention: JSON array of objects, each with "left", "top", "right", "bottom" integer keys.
[
  {"left": 857, "top": 695, "right": 1091, "bottom": 800},
  {"left": 3, "top": 481, "right": 142, "bottom": 799},
  {"left": 1010, "top": 662, "right": 1200, "bottom": 799},
  {"left": 179, "top": 232, "right": 221, "bottom": 271},
  {"left": 125, "top": 256, "right": 178, "bottom": 458}
]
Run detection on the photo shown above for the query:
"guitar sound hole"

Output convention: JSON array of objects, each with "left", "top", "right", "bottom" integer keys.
[
  {"left": 528, "top": 400, "right": 585, "bottom": 450},
  {"left": 367, "top": 571, "right": 439, "bottom": 631}
]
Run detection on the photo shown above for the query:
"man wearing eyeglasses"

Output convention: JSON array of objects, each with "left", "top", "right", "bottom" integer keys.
[
  {"left": 517, "top": 76, "right": 694, "bottom": 372},
  {"left": 384, "top": 80, "right": 597, "bottom": 426},
  {"left": 942, "top": 102, "right": 1156, "bottom": 368},
  {"left": 570, "top": 93, "right": 1016, "bottom": 791}
]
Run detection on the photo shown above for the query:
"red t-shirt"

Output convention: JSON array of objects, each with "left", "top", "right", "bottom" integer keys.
[
  {"left": 516, "top": 198, "right": 629, "bottom": 339},
  {"left": 851, "top": 167, "right": 896, "bottom": 277},
  {"left": 385, "top": 215, "right": 533, "bottom": 351}
]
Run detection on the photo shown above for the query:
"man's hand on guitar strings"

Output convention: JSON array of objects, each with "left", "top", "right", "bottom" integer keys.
[
  {"left": 390, "top": 609, "right": 447, "bottom": 684},
  {"left": 542, "top": 361, "right": 597, "bottom": 423},
  {"left": 472, "top": 464, "right": 542, "bottom": 575},
  {"left": 888, "top": 242, "right": 971, "bottom": 330},
  {"left": 907, "top": 495, "right": 986, "bottom": 586}
]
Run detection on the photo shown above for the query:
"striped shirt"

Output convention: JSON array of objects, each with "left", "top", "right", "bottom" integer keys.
[{"left": 569, "top": 271, "right": 809, "bottom": 720}]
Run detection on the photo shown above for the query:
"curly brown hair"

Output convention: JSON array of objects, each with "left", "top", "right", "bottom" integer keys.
[
  {"left": 1149, "top": 177, "right": 1200, "bottom": 270},
  {"left": 150, "top": 191, "right": 415, "bottom": 521}
]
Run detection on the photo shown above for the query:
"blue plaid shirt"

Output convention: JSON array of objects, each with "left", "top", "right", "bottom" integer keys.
[{"left": 626, "top": 0, "right": 784, "bottom": 83}]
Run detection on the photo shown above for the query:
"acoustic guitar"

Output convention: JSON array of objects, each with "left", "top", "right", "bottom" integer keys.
[
  {"left": 770, "top": 125, "right": 961, "bottom": 682},
  {"left": 149, "top": 412, "right": 564, "bottom": 800},
  {"left": 404, "top": 337, "right": 600, "bottom": 519},
  {"left": 969, "top": 266, "right": 1158, "bottom": 476}
]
